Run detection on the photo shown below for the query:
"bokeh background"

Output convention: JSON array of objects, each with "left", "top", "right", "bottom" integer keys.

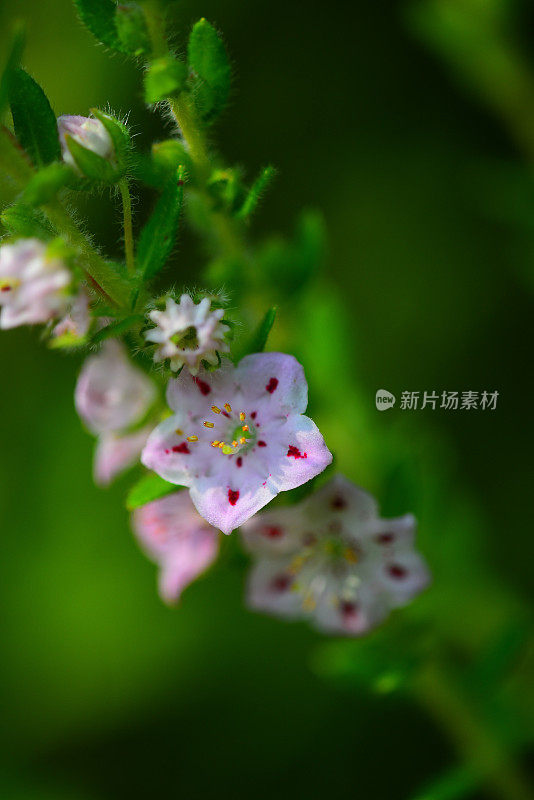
[{"left": 1, "top": 0, "right": 533, "bottom": 798}]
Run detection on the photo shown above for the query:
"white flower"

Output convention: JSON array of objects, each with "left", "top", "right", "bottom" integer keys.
[
  {"left": 52, "top": 289, "right": 91, "bottom": 341},
  {"left": 57, "top": 115, "right": 114, "bottom": 173},
  {"left": 0, "top": 238, "right": 71, "bottom": 329},
  {"left": 144, "top": 294, "right": 229, "bottom": 375},
  {"left": 242, "top": 475, "right": 430, "bottom": 636}
]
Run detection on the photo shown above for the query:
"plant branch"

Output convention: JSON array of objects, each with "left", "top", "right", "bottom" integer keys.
[{"left": 119, "top": 178, "right": 135, "bottom": 276}]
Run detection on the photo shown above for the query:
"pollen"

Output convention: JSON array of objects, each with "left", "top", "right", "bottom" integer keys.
[
  {"left": 211, "top": 405, "right": 221, "bottom": 414},
  {"left": 211, "top": 440, "right": 220, "bottom": 447},
  {"left": 344, "top": 547, "right": 359, "bottom": 564},
  {"left": 224, "top": 403, "right": 232, "bottom": 413},
  {"left": 175, "top": 428, "right": 183, "bottom": 435},
  {"left": 203, "top": 421, "right": 215, "bottom": 428},
  {"left": 239, "top": 412, "right": 246, "bottom": 421},
  {"left": 232, "top": 440, "right": 238, "bottom": 448},
  {"left": 239, "top": 437, "right": 246, "bottom": 444},
  {"left": 242, "top": 425, "right": 249, "bottom": 432},
  {"left": 186, "top": 435, "right": 198, "bottom": 442},
  {"left": 218, "top": 442, "right": 224, "bottom": 449}
]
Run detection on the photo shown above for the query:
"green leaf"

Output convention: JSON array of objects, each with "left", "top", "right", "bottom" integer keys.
[
  {"left": 151, "top": 139, "right": 194, "bottom": 181},
  {"left": 235, "top": 307, "right": 277, "bottom": 360},
  {"left": 236, "top": 165, "right": 277, "bottom": 220},
  {"left": 91, "top": 314, "right": 144, "bottom": 344},
  {"left": 144, "top": 57, "right": 187, "bottom": 104},
  {"left": 9, "top": 68, "right": 60, "bottom": 167},
  {"left": 115, "top": 2, "right": 150, "bottom": 55},
  {"left": 136, "top": 166, "right": 185, "bottom": 283},
  {"left": 65, "top": 134, "right": 118, "bottom": 182},
  {"left": 126, "top": 473, "right": 180, "bottom": 510},
  {"left": 22, "top": 163, "right": 72, "bottom": 206},
  {"left": 0, "top": 23, "right": 25, "bottom": 117},
  {"left": 411, "top": 765, "right": 477, "bottom": 800},
  {"left": 1, "top": 203, "right": 55, "bottom": 238},
  {"left": 187, "top": 18, "right": 231, "bottom": 123},
  {"left": 74, "top": 0, "right": 122, "bottom": 51}
]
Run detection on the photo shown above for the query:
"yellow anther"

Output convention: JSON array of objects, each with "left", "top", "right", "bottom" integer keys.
[
  {"left": 289, "top": 556, "right": 305, "bottom": 575},
  {"left": 203, "top": 421, "right": 215, "bottom": 428},
  {"left": 239, "top": 412, "right": 246, "bottom": 421},
  {"left": 218, "top": 442, "right": 224, "bottom": 449},
  {"left": 186, "top": 435, "right": 198, "bottom": 442},
  {"left": 224, "top": 403, "right": 232, "bottom": 413},
  {"left": 232, "top": 440, "right": 238, "bottom": 448},
  {"left": 344, "top": 547, "right": 359, "bottom": 564},
  {"left": 211, "top": 440, "right": 220, "bottom": 448},
  {"left": 302, "top": 594, "right": 316, "bottom": 611},
  {"left": 211, "top": 405, "right": 221, "bottom": 414},
  {"left": 242, "top": 425, "right": 249, "bottom": 433},
  {"left": 239, "top": 437, "right": 246, "bottom": 444},
  {"left": 175, "top": 428, "right": 183, "bottom": 435}
]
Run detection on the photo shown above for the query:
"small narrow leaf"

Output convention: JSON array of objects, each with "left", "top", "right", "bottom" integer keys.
[
  {"left": 136, "top": 166, "right": 185, "bottom": 283},
  {"left": 144, "top": 57, "right": 187, "bottom": 104},
  {"left": 1, "top": 203, "right": 55, "bottom": 238},
  {"left": 235, "top": 307, "right": 277, "bottom": 360},
  {"left": 0, "top": 23, "right": 25, "bottom": 116},
  {"left": 115, "top": 2, "right": 150, "bottom": 55},
  {"left": 187, "top": 18, "right": 231, "bottom": 123},
  {"left": 236, "top": 165, "right": 277, "bottom": 220},
  {"left": 74, "top": 0, "right": 122, "bottom": 51},
  {"left": 9, "top": 68, "right": 60, "bottom": 167},
  {"left": 91, "top": 314, "right": 144, "bottom": 344},
  {"left": 127, "top": 473, "right": 180, "bottom": 510}
]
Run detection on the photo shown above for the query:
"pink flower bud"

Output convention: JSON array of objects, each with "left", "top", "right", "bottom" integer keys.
[{"left": 57, "top": 115, "right": 114, "bottom": 172}]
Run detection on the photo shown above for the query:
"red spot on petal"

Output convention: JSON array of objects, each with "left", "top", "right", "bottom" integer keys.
[
  {"left": 236, "top": 457, "right": 243, "bottom": 468},
  {"left": 388, "top": 564, "right": 407, "bottom": 579},
  {"left": 1, "top": 285, "right": 11, "bottom": 292},
  {"left": 221, "top": 410, "right": 230, "bottom": 418},
  {"left": 165, "top": 449, "right": 170, "bottom": 454},
  {"left": 340, "top": 601, "right": 359, "bottom": 619},
  {"left": 194, "top": 377, "right": 211, "bottom": 395},
  {"left": 287, "top": 445, "right": 307, "bottom": 459},
  {"left": 172, "top": 442, "right": 190, "bottom": 454},
  {"left": 266, "top": 377, "right": 279, "bottom": 394},
  {"left": 257, "top": 440, "right": 267, "bottom": 447},
  {"left": 271, "top": 574, "right": 291, "bottom": 592},
  {"left": 250, "top": 411, "right": 257, "bottom": 419},
  {"left": 263, "top": 526, "right": 283, "bottom": 538},
  {"left": 377, "top": 532, "right": 395, "bottom": 544},
  {"left": 331, "top": 494, "right": 347, "bottom": 510},
  {"left": 228, "top": 489, "right": 239, "bottom": 506}
]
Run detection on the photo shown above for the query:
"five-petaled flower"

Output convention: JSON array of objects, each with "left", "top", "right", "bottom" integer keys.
[
  {"left": 132, "top": 491, "right": 220, "bottom": 604},
  {"left": 57, "top": 115, "right": 114, "bottom": 173},
  {"left": 144, "top": 294, "right": 229, "bottom": 375},
  {"left": 75, "top": 340, "right": 157, "bottom": 485},
  {"left": 0, "top": 238, "right": 71, "bottom": 329},
  {"left": 241, "top": 475, "right": 430, "bottom": 636},
  {"left": 141, "top": 353, "right": 332, "bottom": 534}
]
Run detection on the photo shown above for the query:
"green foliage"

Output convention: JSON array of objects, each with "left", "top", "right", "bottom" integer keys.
[
  {"left": 22, "top": 163, "right": 72, "bottom": 206},
  {"left": 8, "top": 68, "right": 60, "bottom": 167},
  {"left": 136, "top": 166, "right": 185, "bottom": 284},
  {"left": 126, "top": 473, "right": 179, "bottom": 510},
  {"left": 258, "top": 211, "right": 326, "bottom": 296},
  {"left": 207, "top": 167, "right": 244, "bottom": 213},
  {"left": 187, "top": 18, "right": 231, "bottom": 123},
  {"left": 65, "top": 134, "right": 117, "bottom": 182},
  {"left": 151, "top": 140, "right": 194, "bottom": 182},
  {"left": 74, "top": 0, "right": 122, "bottom": 51},
  {"left": 236, "top": 165, "right": 277, "bottom": 220},
  {"left": 115, "top": 2, "right": 150, "bottom": 55},
  {"left": 144, "top": 57, "right": 187, "bottom": 104},
  {"left": 91, "top": 314, "right": 144, "bottom": 344},
  {"left": 235, "top": 307, "right": 277, "bottom": 361},
  {"left": 1, "top": 203, "right": 55, "bottom": 238},
  {"left": 411, "top": 765, "right": 477, "bottom": 800},
  {"left": 91, "top": 108, "right": 131, "bottom": 171},
  {"left": 0, "top": 23, "right": 25, "bottom": 117}
]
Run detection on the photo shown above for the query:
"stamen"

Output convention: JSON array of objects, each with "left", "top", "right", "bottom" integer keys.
[
  {"left": 211, "top": 405, "right": 221, "bottom": 414},
  {"left": 203, "top": 421, "right": 215, "bottom": 428},
  {"left": 218, "top": 442, "right": 224, "bottom": 449},
  {"left": 224, "top": 403, "right": 232, "bottom": 413},
  {"left": 239, "top": 412, "right": 246, "bottom": 421},
  {"left": 186, "top": 435, "right": 198, "bottom": 442},
  {"left": 302, "top": 594, "right": 316, "bottom": 611},
  {"left": 232, "top": 440, "right": 238, "bottom": 448},
  {"left": 241, "top": 425, "right": 249, "bottom": 432},
  {"left": 175, "top": 428, "right": 183, "bottom": 435},
  {"left": 239, "top": 437, "right": 246, "bottom": 444},
  {"left": 211, "top": 440, "right": 220, "bottom": 447}
]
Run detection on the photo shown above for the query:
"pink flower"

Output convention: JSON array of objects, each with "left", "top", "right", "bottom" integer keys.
[
  {"left": 132, "top": 491, "right": 220, "bottom": 604},
  {"left": 0, "top": 239, "right": 71, "bottom": 329},
  {"left": 242, "top": 475, "right": 430, "bottom": 636},
  {"left": 141, "top": 353, "right": 333, "bottom": 534},
  {"left": 75, "top": 340, "right": 156, "bottom": 435},
  {"left": 75, "top": 341, "right": 157, "bottom": 484},
  {"left": 57, "top": 115, "right": 114, "bottom": 173},
  {"left": 144, "top": 294, "right": 229, "bottom": 375},
  {"left": 52, "top": 289, "right": 91, "bottom": 341}
]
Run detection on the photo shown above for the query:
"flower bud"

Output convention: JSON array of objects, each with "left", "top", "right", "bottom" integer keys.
[{"left": 57, "top": 115, "right": 114, "bottom": 174}]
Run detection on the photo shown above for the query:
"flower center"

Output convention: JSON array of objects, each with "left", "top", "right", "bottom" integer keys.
[
  {"left": 170, "top": 325, "right": 199, "bottom": 351},
  {"left": 200, "top": 403, "right": 257, "bottom": 455}
]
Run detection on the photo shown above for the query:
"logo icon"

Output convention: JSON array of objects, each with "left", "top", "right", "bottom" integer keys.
[{"left": 375, "top": 389, "right": 396, "bottom": 411}]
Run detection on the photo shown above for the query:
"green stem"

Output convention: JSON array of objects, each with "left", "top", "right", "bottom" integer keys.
[
  {"left": 119, "top": 178, "right": 135, "bottom": 276},
  {"left": 413, "top": 663, "right": 534, "bottom": 800}
]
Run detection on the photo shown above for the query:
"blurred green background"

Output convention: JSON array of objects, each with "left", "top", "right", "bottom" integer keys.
[{"left": 1, "top": 0, "right": 533, "bottom": 798}]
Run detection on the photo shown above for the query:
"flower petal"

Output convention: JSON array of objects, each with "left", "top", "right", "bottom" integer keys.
[
  {"left": 265, "top": 414, "right": 333, "bottom": 492},
  {"left": 166, "top": 360, "right": 237, "bottom": 415},
  {"left": 246, "top": 557, "right": 305, "bottom": 619},
  {"left": 94, "top": 427, "right": 151, "bottom": 486},
  {"left": 189, "top": 470, "right": 279, "bottom": 535},
  {"left": 237, "top": 352, "right": 308, "bottom": 414}
]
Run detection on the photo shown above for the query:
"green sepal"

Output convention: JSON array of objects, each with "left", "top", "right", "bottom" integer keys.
[
  {"left": 74, "top": 0, "right": 122, "bottom": 51},
  {"left": 115, "top": 3, "right": 150, "bottom": 56},
  {"left": 1, "top": 203, "right": 55, "bottom": 238},
  {"left": 144, "top": 57, "right": 187, "bottom": 104},
  {"left": 9, "top": 68, "right": 60, "bottom": 167},
  {"left": 22, "top": 163, "right": 73, "bottom": 206},
  {"left": 91, "top": 314, "right": 144, "bottom": 345},
  {"left": 0, "top": 23, "right": 25, "bottom": 117},
  {"left": 236, "top": 165, "right": 277, "bottom": 220},
  {"left": 187, "top": 18, "right": 231, "bottom": 123},
  {"left": 48, "top": 330, "right": 89, "bottom": 350},
  {"left": 65, "top": 134, "right": 119, "bottom": 183},
  {"left": 90, "top": 108, "right": 131, "bottom": 171},
  {"left": 126, "top": 473, "right": 181, "bottom": 510},
  {"left": 234, "top": 307, "right": 277, "bottom": 361},
  {"left": 136, "top": 165, "right": 185, "bottom": 284}
]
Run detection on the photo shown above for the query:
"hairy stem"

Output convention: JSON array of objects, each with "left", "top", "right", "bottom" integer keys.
[
  {"left": 119, "top": 178, "right": 135, "bottom": 276},
  {"left": 413, "top": 663, "right": 534, "bottom": 800}
]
